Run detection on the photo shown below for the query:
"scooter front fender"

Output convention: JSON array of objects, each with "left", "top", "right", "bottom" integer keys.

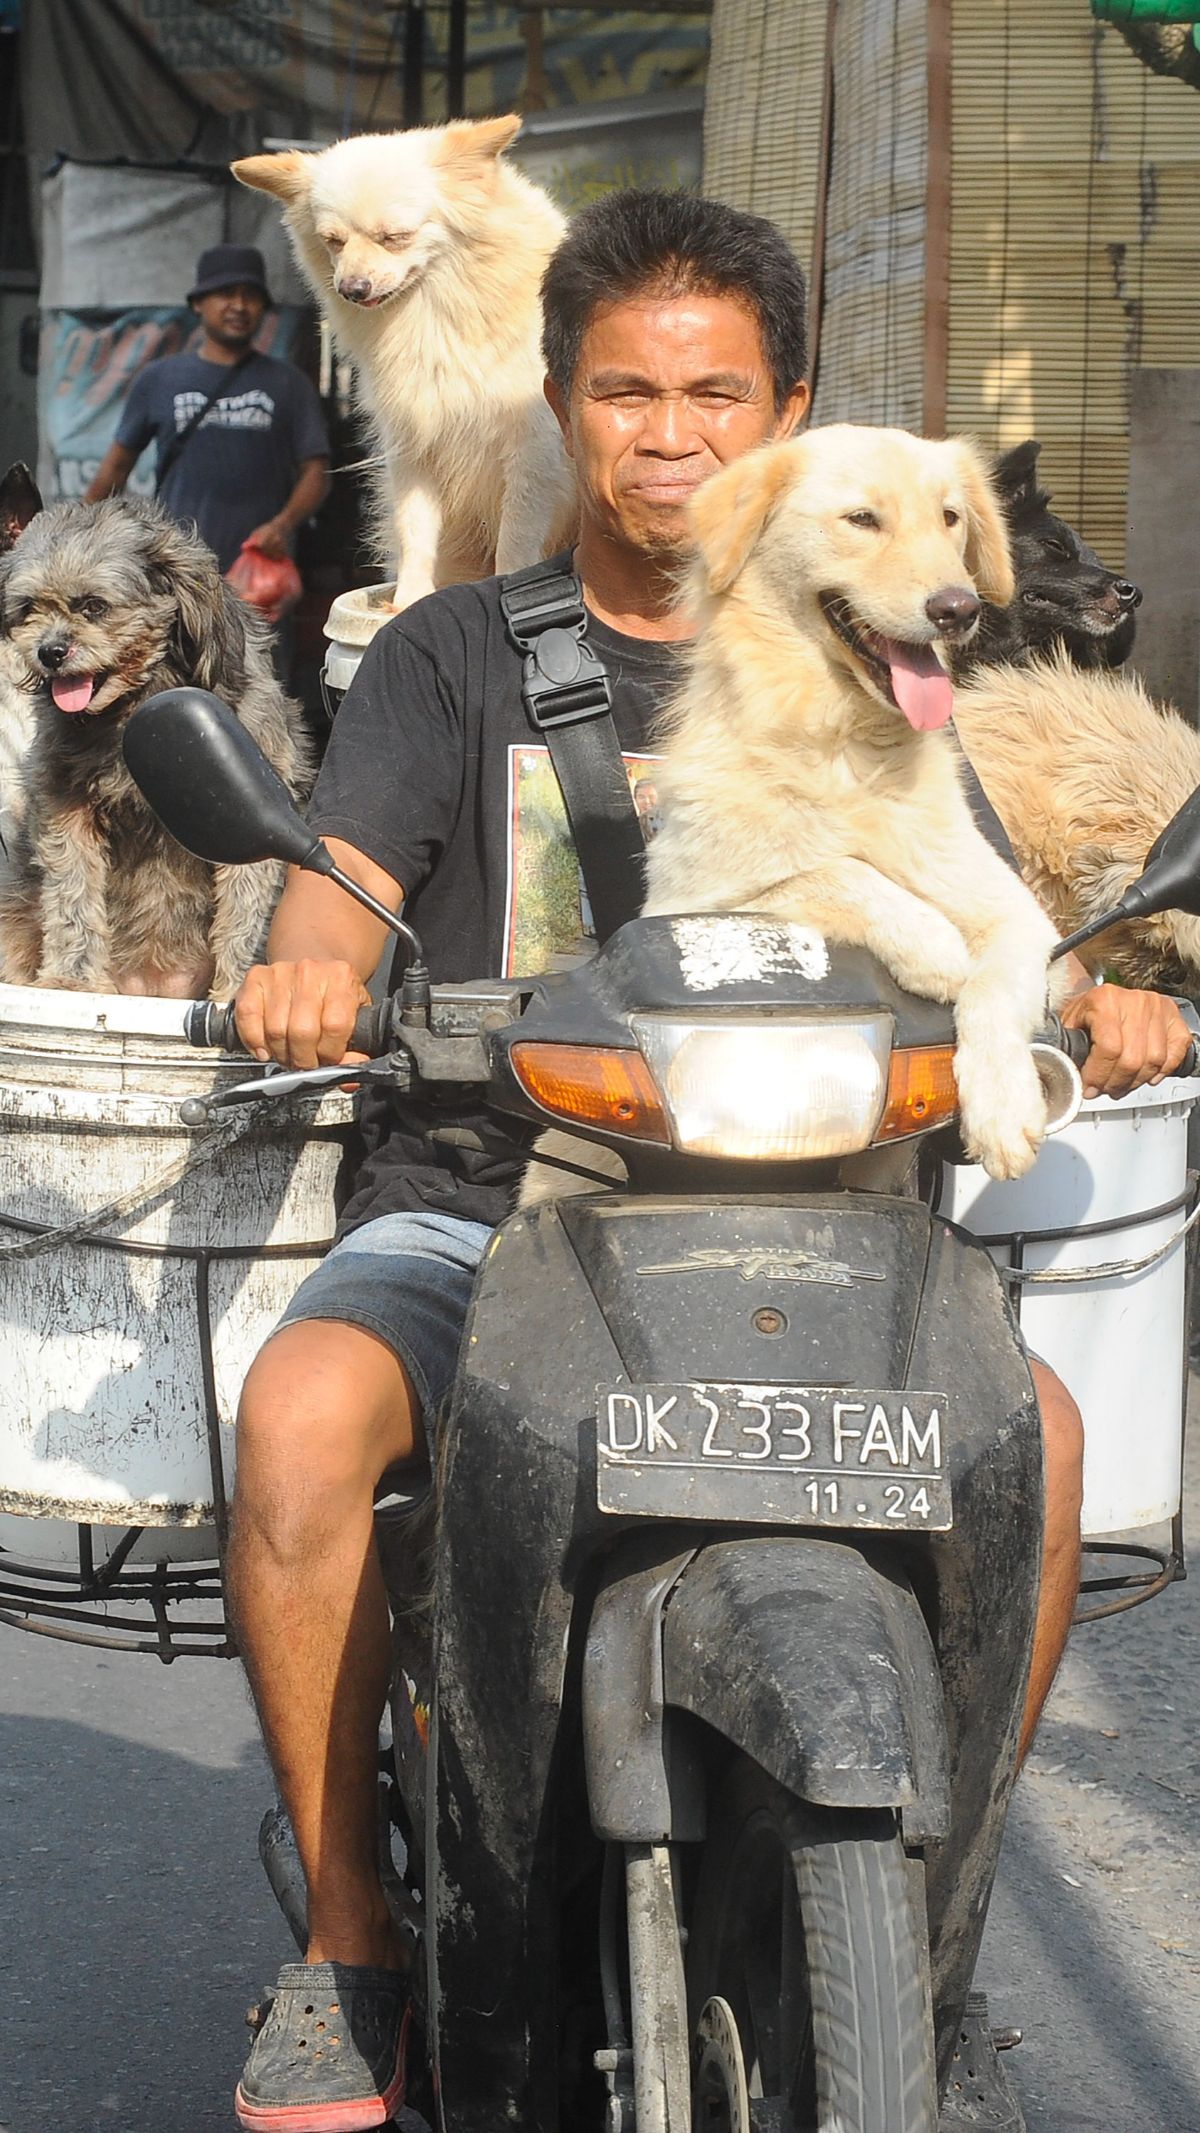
[{"left": 661, "top": 1536, "right": 950, "bottom": 1842}]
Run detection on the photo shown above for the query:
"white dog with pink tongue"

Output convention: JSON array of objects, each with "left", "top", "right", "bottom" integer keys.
[{"left": 640, "top": 424, "right": 1065, "bottom": 1183}]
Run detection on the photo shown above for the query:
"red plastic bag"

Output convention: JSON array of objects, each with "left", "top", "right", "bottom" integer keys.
[{"left": 225, "top": 541, "right": 303, "bottom": 624}]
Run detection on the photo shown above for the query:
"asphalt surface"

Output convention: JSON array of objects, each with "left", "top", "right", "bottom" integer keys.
[{"left": 2, "top": 1419, "right": 1198, "bottom": 2132}]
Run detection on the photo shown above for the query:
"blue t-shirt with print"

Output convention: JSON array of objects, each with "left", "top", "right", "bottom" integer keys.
[{"left": 115, "top": 350, "right": 330, "bottom": 572}]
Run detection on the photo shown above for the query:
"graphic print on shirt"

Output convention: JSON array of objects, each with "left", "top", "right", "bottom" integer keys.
[
  {"left": 171, "top": 388, "right": 276, "bottom": 434},
  {"left": 503, "top": 744, "right": 663, "bottom": 977}
]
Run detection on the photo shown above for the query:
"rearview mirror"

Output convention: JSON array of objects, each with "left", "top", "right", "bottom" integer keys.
[
  {"left": 122, "top": 688, "right": 332, "bottom": 875},
  {"left": 1053, "top": 784, "right": 1200, "bottom": 962}
]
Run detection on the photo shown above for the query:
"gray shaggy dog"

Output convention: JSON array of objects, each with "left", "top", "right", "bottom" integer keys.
[{"left": 0, "top": 487, "right": 311, "bottom": 997}]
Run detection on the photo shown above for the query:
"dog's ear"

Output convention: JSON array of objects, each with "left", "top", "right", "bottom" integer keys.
[
  {"left": 0, "top": 462, "right": 42, "bottom": 553},
  {"left": 434, "top": 114, "right": 523, "bottom": 167},
  {"left": 952, "top": 441, "right": 1015, "bottom": 606},
  {"left": 143, "top": 513, "right": 249, "bottom": 695},
  {"left": 991, "top": 440, "right": 1041, "bottom": 512},
  {"left": 232, "top": 151, "right": 313, "bottom": 201},
  {"left": 688, "top": 443, "right": 797, "bottom": 597}
]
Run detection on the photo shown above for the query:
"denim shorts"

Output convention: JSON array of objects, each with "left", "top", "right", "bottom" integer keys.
[{"left": 274, "top": 1210, "right": 494, "bottom": 1430}]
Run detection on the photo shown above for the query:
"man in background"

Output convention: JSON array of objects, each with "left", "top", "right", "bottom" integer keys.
[{"left": 85, "top": 243, "right": 331, "bottom": 574}]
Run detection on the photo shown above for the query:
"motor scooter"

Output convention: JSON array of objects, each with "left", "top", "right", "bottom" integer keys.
[{"left": 121, "top": 687, "right": 1200, "bottom": 2133}]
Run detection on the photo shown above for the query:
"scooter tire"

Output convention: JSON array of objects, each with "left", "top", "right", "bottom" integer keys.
[{"left": 686, "top": 1760, "right": 937, "bottom": 2133}]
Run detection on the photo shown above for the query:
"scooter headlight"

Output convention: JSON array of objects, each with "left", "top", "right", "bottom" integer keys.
[{"left": 631, "top": 1013, "right": 894, "bottom": 1160}]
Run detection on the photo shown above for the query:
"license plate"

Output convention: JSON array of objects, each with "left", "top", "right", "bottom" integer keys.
[{"left": 596, "top": 1382, "right": 952, "bottom": 1530}]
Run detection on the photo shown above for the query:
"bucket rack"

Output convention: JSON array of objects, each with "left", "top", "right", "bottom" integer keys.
[
  {"left": 0, "top": 1523, "right": 231, "bottom": 1661},
  {"left": 976, "top": 1170, "right": 1199, "bottom": 1625}
]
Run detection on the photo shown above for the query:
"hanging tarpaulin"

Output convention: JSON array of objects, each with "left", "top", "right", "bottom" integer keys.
[
  {"left": 20, "top": 3, "right": 710, "bottom": 169},
  {"left": 1091, "top": 1, "right": 1197, "bottom": 18},
  {"left": 1093, "top": 0, "right": 1200, "bottom": 83}
]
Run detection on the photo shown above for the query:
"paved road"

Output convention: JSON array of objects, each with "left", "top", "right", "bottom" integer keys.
[
  {"left": 976, "top": 1413, "right": 1200, "bottom": 2132},
  {"left": 2, "top": 1428, "right": 1198, "bottom": 2132}
]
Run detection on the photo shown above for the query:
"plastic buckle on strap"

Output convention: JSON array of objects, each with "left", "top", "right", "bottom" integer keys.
[{"left": 523, "top": 624, "right": 613, "bottom": 730}]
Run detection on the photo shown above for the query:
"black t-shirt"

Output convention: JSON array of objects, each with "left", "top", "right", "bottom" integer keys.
[
  {"left": 311, "top": 571, "right": 1018, "bottom": 1236},
  {"left": 115, "top": 351, "right": 330, "bottom": 572}
]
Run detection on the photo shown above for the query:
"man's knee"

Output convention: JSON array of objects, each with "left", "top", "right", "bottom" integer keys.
[
  {"left": 1030, "top": 1358, "right": 1085, "bottom": 1527},
  {"left": 234, "top": 1319, "right": 421, "bottom": 1549}
]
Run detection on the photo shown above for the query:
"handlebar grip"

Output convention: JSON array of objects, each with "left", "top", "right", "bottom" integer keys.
[
  {"left": 1047, "top": 1012, "right": 1200, "bottom": 1078},
  {"left": 1058, "top": 1022, "right": 1091, "bottom": 1071},
  {"left": 183, "top": 999, "right": 390, "bottom": 1056}
]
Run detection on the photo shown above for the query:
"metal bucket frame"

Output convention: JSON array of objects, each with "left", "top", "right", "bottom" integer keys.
[{"left": 972, "top": 1171, "right": 1198, "bottom": 1625}]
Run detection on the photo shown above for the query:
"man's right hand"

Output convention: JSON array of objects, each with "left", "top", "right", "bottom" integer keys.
[{"left": 235, "top": 958, "right": 372, "bottom": 1070}]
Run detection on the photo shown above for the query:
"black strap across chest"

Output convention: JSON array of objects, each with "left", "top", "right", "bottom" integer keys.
[{"left": 499, "top": 556, "right": 647, "bottom": 945}]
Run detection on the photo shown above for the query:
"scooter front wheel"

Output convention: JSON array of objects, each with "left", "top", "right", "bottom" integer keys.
[{"left": 686, "top": 1761, "right": 938, "bottom": 2133}]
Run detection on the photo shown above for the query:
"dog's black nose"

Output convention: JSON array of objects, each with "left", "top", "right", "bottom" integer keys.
[
  {"left": 38, "top": 637, "right": 70, "bottom": 671},
  {"left": 925, "top": 586, "right": 981, "bottom": 634},
  {"left": 338, "top": 277, "right": 373, "bottom": 304},
  {"left": 1115, "top": 578, "right": 1143, "bottom": 610}
]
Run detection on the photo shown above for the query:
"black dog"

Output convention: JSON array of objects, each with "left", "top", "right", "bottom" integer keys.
[{"left": 956, "top": 440, "right": 1141, "bottom": 676}]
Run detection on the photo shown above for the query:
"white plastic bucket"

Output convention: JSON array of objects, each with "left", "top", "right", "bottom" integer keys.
[
  {"left": 938, "top": 1078, "right": 1198, "bottom": 1538},
  {"left": 0, "top": 982, "right": 353, "bottom": 1563},
  {"left": 322, "top": 584, "right": 396, "bottom": 706}
]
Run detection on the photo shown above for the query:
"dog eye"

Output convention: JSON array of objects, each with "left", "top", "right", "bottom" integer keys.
[
  {"left": 845, "top": 510, "right": 880, "bottom": 531},
  {"left": 1044, "top": 536, "right": 1072, "bottom": 558},
  {"left": 71, "top": 595, "right": 109, "bottom": 622},
  {"left": 943, "top": 508, "right": 960, "bottom": 528},
  {"left": 322, "top": 234, "right": 346, "bottom": 253}
]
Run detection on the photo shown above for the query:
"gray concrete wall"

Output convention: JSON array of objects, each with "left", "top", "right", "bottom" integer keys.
[
  {"left": 1127, "top": 369, "right": 1200, "bottom": 720},
  {"left": 0, "top": 286, "right": 39, "bottom": 475}
]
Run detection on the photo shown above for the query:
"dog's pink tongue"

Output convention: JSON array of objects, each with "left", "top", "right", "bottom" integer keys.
[
  {"left": 50, "top": 674, "right": 96, "bottom": 714},
  {"left": 882, "top": 640, "right": 953, "bottom": 731}
]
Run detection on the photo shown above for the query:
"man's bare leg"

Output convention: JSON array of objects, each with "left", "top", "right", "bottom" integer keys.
[
  {"left": 1019, "top": 1360, "right": 1084, "bottom": 1765},
  {"left": 228, "top": 1318, "right": 421, "bottom": 1968}
]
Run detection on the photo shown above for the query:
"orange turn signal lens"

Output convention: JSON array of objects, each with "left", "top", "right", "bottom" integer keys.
[
  {"left": 509, "top": 1042, "right": 670, "bottom": 1144},
  {"left": 875, "top": 1044, "right": 959, "bottom": 1142}
]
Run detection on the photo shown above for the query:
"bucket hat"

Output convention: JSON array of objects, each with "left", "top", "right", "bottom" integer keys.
[{"left": 188, "top": 244, "right": 273, "bottom": 304}]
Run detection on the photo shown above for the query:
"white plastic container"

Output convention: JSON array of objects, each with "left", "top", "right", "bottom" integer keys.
[
  {"left": 0, "top": 982, "right": 353, "bottom": 1564},
  {"left": 322, "top": 584, "right": 396, "bottom": 707},
  {"left": 938, "top": 1079, "right": 1198, "bottom": 1538}
]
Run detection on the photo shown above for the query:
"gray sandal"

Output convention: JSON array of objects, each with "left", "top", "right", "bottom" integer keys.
[{"left": 235, "top": 1961, "right": 409, "bottom": 2133}]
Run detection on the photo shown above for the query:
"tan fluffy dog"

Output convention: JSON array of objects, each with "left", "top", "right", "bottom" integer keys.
[
  {"left": 954, "top": 652, "right": 1200, "bottom": 994},
  {"left": 233, "top": 118, "right": 576, "bottom": 610},
  {"left": 640, "top": 426, "right": 1062, "bottom": 1182}
]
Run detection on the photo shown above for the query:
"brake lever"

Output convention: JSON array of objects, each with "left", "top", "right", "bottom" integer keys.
[{"left": 179, "top": 1056, "right": 399, "bottom": 1127}]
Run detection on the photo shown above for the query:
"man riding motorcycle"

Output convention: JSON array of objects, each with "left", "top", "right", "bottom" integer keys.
[{"left": 228, "top": 188, "right": 1193, "bottom": 2133}]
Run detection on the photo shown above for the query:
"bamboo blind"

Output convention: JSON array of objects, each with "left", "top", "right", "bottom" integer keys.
[
  {"left": 815, "top": 0, "right": 928, "bottom": 427},
  {"left": 701, "top": 0, "right": 826, "bottom": 270},
  {"left": 947, "top": 0, "right": 1200, "bottom": 565}
]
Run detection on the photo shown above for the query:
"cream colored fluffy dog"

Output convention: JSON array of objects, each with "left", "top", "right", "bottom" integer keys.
[
  {"left": 233, "top": 117, "right": 577, "bottom": 610},
  {"left": 640, "top": 426, "right": 1062, "bottom": 1182},
  {"left": 955, "top": 652, "right": 1200, "bottom": 994}
]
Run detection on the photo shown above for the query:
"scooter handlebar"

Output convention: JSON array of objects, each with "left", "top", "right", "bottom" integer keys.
[
  {"left": 183, "top": 996, "right": 389, "bottom": 1058},
  {"left": 1044, "top": 1009, "right": 1200, "bottom": 1079}
]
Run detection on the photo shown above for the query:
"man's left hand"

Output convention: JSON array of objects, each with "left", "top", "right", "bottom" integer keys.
[
  {"left": 1059, "top": 984, "right": 1194, "bottom": 1099},
  {"left": 246, "top": 517, "right": 290, "bottom": 558}
]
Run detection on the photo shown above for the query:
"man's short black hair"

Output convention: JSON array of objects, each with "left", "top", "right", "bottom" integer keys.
[{"left": 541, "top": 189, "right": 808, "bottom": 414}]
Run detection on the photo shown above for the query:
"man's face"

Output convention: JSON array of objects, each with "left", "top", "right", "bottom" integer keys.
[
  {"left": 194, "top": 282, "right": 267, "bottom": 350},
  {"left": 546, "top": 290, "right": 810, "bottom": 561}
]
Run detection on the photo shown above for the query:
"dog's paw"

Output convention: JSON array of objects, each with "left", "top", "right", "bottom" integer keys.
[
  {"left": 956, "top": 1041, "right": 1047, "bottom": 1181},
  {"left": 884, "top": 916, "right": 972, "bottom": 1006}
]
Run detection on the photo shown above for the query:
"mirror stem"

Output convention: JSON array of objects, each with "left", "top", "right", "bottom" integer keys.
[
  {"left": 1051, "top": 910, "right": 1118, "bottom": 963},
  {"left": 323, "top": 859, "right": 431, "bottom": 1025}
]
